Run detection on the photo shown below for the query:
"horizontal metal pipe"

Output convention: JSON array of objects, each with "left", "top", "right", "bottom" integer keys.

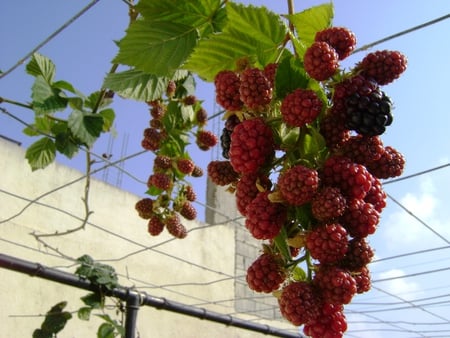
[{"left": 0, "top": 254, "right": 301, "bottom": 337}]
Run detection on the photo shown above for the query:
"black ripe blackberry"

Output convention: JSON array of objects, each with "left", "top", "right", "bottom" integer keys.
[{"left": 345, "top": 88, "right": 393, "bottom": 136}]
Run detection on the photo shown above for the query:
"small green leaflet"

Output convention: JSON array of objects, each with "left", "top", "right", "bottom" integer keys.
[
  {"left": 26, "top": 53, "right": 56, "bottom": 83},
  {"left": 274, "top": 55, "right": 309, "bottom": 99},
  {"left": 33, "top": 301, "right": 72, "bottom": 338},
  {"left": 25, "top": 137, "right": 56, "bottom": 171},
  {"left": 285, "top": 3, "right": 334, "bottom": 49},
  {"left": 68, "top": 110, "right": 104, "bottom": 147},
  {"left": 113, "top": 20, "right": 198, "bottom": 76}
]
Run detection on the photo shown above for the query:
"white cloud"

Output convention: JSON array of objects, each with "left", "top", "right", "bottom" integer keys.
[{"left": 375, "top": 268, "right": 421, "bottom": 298}]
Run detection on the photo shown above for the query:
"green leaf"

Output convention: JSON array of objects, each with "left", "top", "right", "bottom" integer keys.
[
  {"left": 273, "top": 226, "right": 291, "bottom": 262},
  {"left": 23, "top": 116, "right": 54, "bottom": 136},
  {"left": 286, "top": 3, "right": 334, "bottom": 49},
  {"left": 185, "top": 3, "right": 288, "bottom": 81},
  {"left": 103, "top": 69, "right": 169, "bottom": 101},
  {"left": 136, "top": 0, "right": 226, "bottom": 37},
  {"left": 85, "top": 91, "right": 113, "bottom": 110},
  {"left": 55, "top": 131, "right": 79, "bottom": 158},
  {"left": 274, "top": 55, "right": 309, "bottom": 99},
  {"left": 52, "top": 80, "right": 83, "bottom": 96},
  {"left": 25, "top": 137, "right": 56, "bottom": 170},
  {"left": 26, "top": 53, "right": 55, "bottom": 83},
  {"left": 80, "top": 292, "right": 103, "bottom": 309},
  {"left": 41, "top": 301, "right": 72, "bottom": 334},
  {"left": 68, "top": 110, "right": 104, "bottom": 147},
  {"left": 99, "top": 108, "right": 115, "bottom": 132},
  {"left": 113, "top": 20, "right": 198, "bottom": 76},
  {"left": 226, "top": 3, "right": 287, "bottom": 47},
  {"left": 77, "top": 306, "right": 92, "bottom": 321},
  {"left": 31, "top": 76, "right": 68, "bottom": 115},
  {"left": 97, "top": 323, "right": 116, "bottom": 338},
  {"left": 32, "top": 329, "right": 51, "bottom": 338}
]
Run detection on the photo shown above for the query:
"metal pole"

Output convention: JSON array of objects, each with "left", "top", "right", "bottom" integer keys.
[{"left": 0, "top": 253, "right": 301, "bottom": 337}]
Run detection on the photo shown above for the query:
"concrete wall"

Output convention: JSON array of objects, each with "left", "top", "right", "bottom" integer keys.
[{"left": 0, "top": 138, "right": 294, "bottom": 337}]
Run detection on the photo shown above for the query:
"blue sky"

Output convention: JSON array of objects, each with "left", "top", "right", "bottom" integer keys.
[{"left": 1, "top": 1, "right": 450, "bottom": 337}]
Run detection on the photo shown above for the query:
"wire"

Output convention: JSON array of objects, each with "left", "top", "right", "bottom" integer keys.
[
  {"left": 383, "top": 163, "right": 450, "bottom": 185},
  {"left": 372, "top": 266, "right": 450, "bottom": 283},
  {"left": 0, "top": 0, "right": 102, "bottom": 79}
]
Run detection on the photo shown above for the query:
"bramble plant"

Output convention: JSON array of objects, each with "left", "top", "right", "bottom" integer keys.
[{"left": 2, "top": 1, "right": 408, "bottom": 337}]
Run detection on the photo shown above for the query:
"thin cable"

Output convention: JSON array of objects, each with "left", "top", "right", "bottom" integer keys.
[
  {"left": 383, "top": 163, "right": 450, "bottom": 185},
  {"left": 371, "top": 245, "right": 450, "bottom": 263},
  {"left": 353, "top": 13, "right": 450, "bottom": 53},
  {"left": 372, "top": 266, "right": 450, "bottom": 283},
  {"left": 0, "top": 0, "right": 101, "bottom": 79},
  {"left": 387, "top": 193, "right": 450, "bottom": 244}
]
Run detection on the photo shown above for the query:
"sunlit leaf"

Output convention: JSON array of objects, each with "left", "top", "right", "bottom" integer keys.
[
  {"left": 25, "top": 137, "right": 56, "bottom": 171},
  {"left": 113, "top": 20, "right": 198, "bottom": 76},
  {"left": 68, "top": 110, "right": 104, "bottom": 147},
  {"left": 26, "top": 53, "right": 56, "bottom": 83}
]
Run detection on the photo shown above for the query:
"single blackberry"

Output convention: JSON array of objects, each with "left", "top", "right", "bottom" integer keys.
[
  {"left": 319, "top": 113, "right": 351, "bottom": 150},
  {"left": 165, "top": 213, "right": 187, "bottom": 239},
  {"left": 306, "top": 223, "right": 349, "bottom": 264},
  {"left": 179, "top": 201, "right": 197, "bottom": 220},
  {"left": 263, "top": 63, "right": 278, "bottom": 88},
  {"left": 357, "top": 50, "right": 407, "bottom": 85},
  {"left": 176, "top": 158, "right": 195, "bottom": 175},
  {"left": 214, "top": 70, "right": 243, "bottom": 111},
  {"left": 278, "top": 281, "right": 321, "bottom": 326},
  {"left": 364, "top": 176, "right": 387, "bottom": 212},
  {"left": 340, "top": 135, "right": 384, "bottom": 166},
  {"left": 182, "top": 184, "right": 197, "bottom": 202},
  {"left": 154, "top": 155, "right": 172, "bottom": 171},
  {"left": 236, "top": 173, "right": 272, "bottom": 216},
  {"left": 245, "top": 191, "right": 287, "bottom": 240},
  {"left": 366, "top": 145, "right": 405, "bottom": 179},
  {"left": 311, "top": 186, "right": 347, "bottom": 222},
  {"left": 135, "top": 198, "right": 154, "bottom": 219},
  {"left": 313, "top": 265, "right": 357, "bottom": 305},
  {"left": 141, "top": 128, "right": 164, "bottom": 151},
  {"left": 207, "top": 160, "right": 240, "bottom": 186},
  {"left": 342, "top": 237, "right": 374, "bottom": 271},
  {"left": 315, "top": 27, "right": 356, "bottom": 60},
  {"left": 148, "top": 215, "right": 164, "bottom": 236},
  {"left": 278, "top": 164, "right": 319, "bottom": 206},
  {"left": 303, "top": 303, "right": 347, "bottom": 338},
  {"left": 239, "top": 67, "right": 272, "bottom": 111},
  {"left": 195, "top": 108, "right": 208, "bottom": 126},
  {"left": 147, "top": 173, "right": 173, "bottom": 191},
  {"left": 304, "top": 41, "right": 339, "bottom": 81},
  {"left": 345, "top": 88, "right": 394, "bottom": 136},
  {"left": 229, "top": 118, "right": 274, "bottom": 174},
  {"left": 341, "top": 198, "right": 380, "bottom": 238},
  {"left": 246, "top": 253, "right": 286, "bottom": 293},
  {"left": 353, "top": 266, "right": 371, "bottom": 294},
  {"left": 220, "top": 128, "right": 232, "bottom": 159},
  {"left": 196, "top": 130, "right": 218, "bottom": 151},
  {"left": 191, "top": 165, "right": 204, "bottom": 177},
  {"left": 281, "top": 88, "right": 323, "bottom": 128}
]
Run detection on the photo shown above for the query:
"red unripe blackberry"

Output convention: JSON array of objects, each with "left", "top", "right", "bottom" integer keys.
[
  {"left": 278, "top": 281, "right": 321, "bottom": 326},
  {"left": 340, "top": 135, "right": 384, "bottom": 166},
  {"left": 342, "top": 237, "right": 374, "bottom": 271},
  {"left": 319, "top": 113, "right": 351, "bottom": 150},
  {"left": 315, "top": 26, "right": 356, "bottom": 60},
  {"left": 303, "top": 303, "right": 347, "bottom": 338},
  {"left": 176, "top": 158, "right": 195, "bottom": 175},
  {"left": 154, "top": 155, "right": 172, "bottom": 171},
  {"left": 304, "top": 41, "right": 339, "bottom": 81},
  {"left": 195, "top": 108, "right": 208, "bottom": 126},
  {"left": 366, "top": 145, "right": 405, "bottom": 179},
  {"left": 306, "top": 223, "right": 349, "bottom": 264},
  {"left": 166, "top": 80, "right": 176, "bottom": 98},
  {"left": 179, "top": 201, "right": 197, "bottom": 220},
  {"left": 165, "top": 213, "right": 187, "bottom": 239},
  {"left": 353, "top": 266, "right": 371, "bottom": 294},
  {"left": 191, "top": 165, "right": 204, "bottom": 177},
  {"left": 311, "top": 186, "right": 347, "bottom": 221},
  {"left": 148, "top": 215, "right": 164, "bottom": 236},
  {"left": 357, "top": 50, "right": 407, "bottom": 85},
  {"left": 135, "top": 198, "right": 154, "bottom": 219},
  {"left": 147, "top": 173, "right": 173, "bottom": 191},
  {"left": 236, "top": 173, "right": 272, "bottom": 216},
  {"left": 196, "top": 130, "right": 218, "bottom": 150},
  {"left": 245, "top": 191, "right": 287, "bottom": 240},
  {"left": 183, "top": 184, "right": 197, "bottom": 202},
  {"left": 313, "top": 265, "right": 357, "bottom": 305},
  {"left": 322, "top": 156, "right": 373, "bottom": 200},
  {"left": 207, "top": 160, "right": 240, "bottom": 186},
  {"left": 141, "top": 128, "right": 164, "bottom": 151},
  {"left": 364, "top": 176, "right": 387, "bottom": 212},
  {"left": 183, "top": 95, "right": 197, "bottom": 106},
  {"left": 278, "top": 164, "right": 319, "bottom": 206},
  {"left": 239, "top": 67, "right": 272, "bottom": 111},
  {"left": 341, "top": 199, "right": 379, "bottom": 238},
  {"left": 246, "top": 253, "right": 286, "bottom": 293},
  {"left": 229, "top": 118, "right": 274, "bottom": 174},
  {"left": 214, "top": 70, "right": 243, "bottom": 111},
  {"left": 281, "top": 89, "right": 323, "bottom": 128}
]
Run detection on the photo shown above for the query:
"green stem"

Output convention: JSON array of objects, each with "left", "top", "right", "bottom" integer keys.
[{"left": 0, "top": 97, "right": 33, "bottom": 110}]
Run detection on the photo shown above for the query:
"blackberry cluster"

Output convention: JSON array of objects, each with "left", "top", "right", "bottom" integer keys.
[{"left": 207, "top": 24, "right": 407, "bottom": 338}]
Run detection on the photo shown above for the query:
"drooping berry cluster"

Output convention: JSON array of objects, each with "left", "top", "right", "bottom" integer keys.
[
  {"left": 136, "top": 78, "right": 219, "bottom": 238},
  {"left": 208, "top": 25, "right": 406, "bottom": 338}
]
